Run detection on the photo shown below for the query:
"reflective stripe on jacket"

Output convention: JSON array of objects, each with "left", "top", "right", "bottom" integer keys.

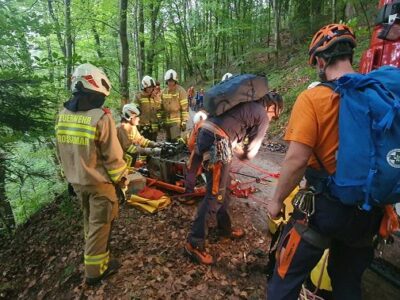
[
  {"left": 161, "top": 84, "right": 188, "bottom": 124},
  {"left": 56, "top": 108, "right": 127, "bottom": 185},
  {"left": 134, "top": 91, "right": 161, "bottom": 125},
  {"left": 117, "top": 122, "right": 153, "bottom": 155}
]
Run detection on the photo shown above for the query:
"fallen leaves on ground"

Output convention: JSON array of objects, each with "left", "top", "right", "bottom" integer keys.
[{"left": 0, "top": 183, "right": 272, "bottom": 299}]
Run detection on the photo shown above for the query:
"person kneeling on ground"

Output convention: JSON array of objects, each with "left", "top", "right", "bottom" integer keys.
[
  {"left": 117, "top": 103, "right": 162, "bottom": 168},
  {"left": 184, "top": 92, "right": 283, "bottom": 265}
]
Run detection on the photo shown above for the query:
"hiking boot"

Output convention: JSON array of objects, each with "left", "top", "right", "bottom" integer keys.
[
  {"left": 219, "top": 228, "right": 245, "bottom": 240},
  {"left": 85, "top": 259, "right": 121, "bottom": 286},
  {"left": 184, "top": 243, "right": 214, "bottom": 265}
]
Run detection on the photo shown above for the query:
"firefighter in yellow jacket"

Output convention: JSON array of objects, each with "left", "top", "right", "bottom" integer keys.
[
  {"left": 117, "top": 103, "right": 162, "bottom": 167},
  {"left": 55, "top": 63, "right": 127, "bottom": 285},
  {"left": 161, "top": 69, "right": 189, "bottom": 141},
  {"left": 134, "top": 75, "right": 161, "bottom": 141}
]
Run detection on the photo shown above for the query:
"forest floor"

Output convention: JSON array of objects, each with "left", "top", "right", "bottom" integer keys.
[{"left": 1, "top": 141, "right": 399, "bottom": 300}]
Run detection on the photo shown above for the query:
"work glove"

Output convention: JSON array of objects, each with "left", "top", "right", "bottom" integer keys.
[
  {"left": 177, "top": 137, "right": 186, "bottom": 145},
  {"left": 116, "top": 176, "right": 130, "bottom": 203},
  {"left": 155, "top": 142, "right": 164, "bottom": 147},
  {"left": 141, "top": 147, "right": 153, "bottom": 155},
  {"left": 148, "top": 141, "right": 157, "bottom": 148},
  {"left": 151, "top": 147, "right": 162, "bottom": 156}
]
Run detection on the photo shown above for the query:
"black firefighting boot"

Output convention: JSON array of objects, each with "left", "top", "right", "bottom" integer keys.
[{"left": 85, "top": 259, "right": 121, "bottom": 286}]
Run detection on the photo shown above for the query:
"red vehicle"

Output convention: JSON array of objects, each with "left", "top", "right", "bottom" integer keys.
[
  {"left": 358, "top": 1, "right": 400, "bottom": 289},
  {"left": 360, "top": 0, "right": 400, "bottom": 73}
]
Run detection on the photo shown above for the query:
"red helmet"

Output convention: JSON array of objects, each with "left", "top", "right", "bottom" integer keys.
[{"left": 309, "top": 24, "right": 356, "bottom": 65}]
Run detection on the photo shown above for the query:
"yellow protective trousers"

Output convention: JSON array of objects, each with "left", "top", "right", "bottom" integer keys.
[
  {"left": 72, "top": 183, "right": 119, "bottom": 279},
  {"left": 165, "top": 122, "right": 181, "bottom": 142}
]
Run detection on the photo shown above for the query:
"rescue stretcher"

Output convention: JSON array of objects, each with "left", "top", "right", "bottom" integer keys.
[{"left": 128, "top": 141, "right": 272, "bottom": 199}]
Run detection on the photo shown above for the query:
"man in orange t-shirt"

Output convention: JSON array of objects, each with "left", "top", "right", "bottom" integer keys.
[{"left": 267, "top": 24, "right": 383, "bottom": 300}]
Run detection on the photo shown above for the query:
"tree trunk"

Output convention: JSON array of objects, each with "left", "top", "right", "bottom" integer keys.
[
  {"left": 358, "top": 0, "right": 372, "bottom": 36},
  {"left": 172, "top": 2, "right": 194, "bottom": 77},
  {"left": 332, "top": 0, "right": 337, "bottom": 23},
  {"left": 47, "top": 38, "right": 54, "bottom": 82},
  {"left": 92, "top": 24, "right": 103, "bottom": 59},
  {"left": 47, "top": 0, "right": 66, "bottom": 57},
  {"left": 138, "top": 0, "right": 145, "bottom": 77},
  {"left": 132, "top": 2, "right": 142, "bottom": 86},
  {"left": 119, "top": 0, "right": 130, "bottom": 107},
  {"left": 273, "top": 0, "right": 281, "bottom": 63},
  {"left": 267, "top": 2, "right": 271, "bottom": 49},
  {"left": 146, "top": 0, "right": 162, "bottom": 76},
  {"left": 64, "top": 0, "right": 73, "bottom": 90},
  {"left": 0, "top": 151, "right": 15, "bottom": 235}
]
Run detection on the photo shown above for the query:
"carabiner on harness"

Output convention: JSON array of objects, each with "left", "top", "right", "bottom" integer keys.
[{"left": 292, "top": 188, "right": 316, "bottom": 218}]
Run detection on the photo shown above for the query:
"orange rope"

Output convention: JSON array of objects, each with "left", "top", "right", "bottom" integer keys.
[{"left": 232, "top": 160, "right": 280, "bottom": 178}]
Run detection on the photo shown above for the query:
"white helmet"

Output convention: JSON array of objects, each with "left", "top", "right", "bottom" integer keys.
[
  {"left": 164, "top": 69, "right": 178, "bottom": 82},
  {"left": 71, "top": 63, "right": 111, "bottom": 96},
  {"left": 221, "top": 72, "right": 233, "bottom": 82},
  {"left": 193, "top": 110, "right": 208, "bottom": 125},
  {"left": 142, "top": 75, "right": 156, "bottom": 89},
  {"left": 122, "top": 103, "right": 140, "bottom": 121}
]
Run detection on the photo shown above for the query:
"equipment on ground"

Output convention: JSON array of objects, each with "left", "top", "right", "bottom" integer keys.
[
  {"left": 127, "top": 186, "right": 171, "bottom": 213},
  {"left": 145, "top": 142, "right": 204, "bottom": 188},
  {"left": 229, "top": 180, "right": 259, "bottom": 198},
  {"left": 230, "top": 171, "right": 272, "bottom": 183}
]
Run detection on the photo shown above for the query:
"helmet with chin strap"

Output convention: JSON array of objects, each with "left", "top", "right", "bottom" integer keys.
[
  {"left": 122, "top": 103, "right": 140, "bottom": 121},
  {"left": 164, "top": 69, "right": 178, "bottom": 82},
  {"left": 309, "top": 23, "right": 356, "bottom": 66},
  {"left": 71, "top": 63, "right": 111, "bottom": 96},
  {"left": 141, "top": 75, "right": 156, "bottom": 89}
]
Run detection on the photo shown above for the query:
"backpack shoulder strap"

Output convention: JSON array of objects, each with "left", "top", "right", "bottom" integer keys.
[{"left": 318, "top": 80, "right": 339, "bottom": 91}]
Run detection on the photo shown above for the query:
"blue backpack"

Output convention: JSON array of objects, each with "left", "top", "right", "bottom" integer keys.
[{"left": 323, "top": 66, "right": 400, "bottom": 210}]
